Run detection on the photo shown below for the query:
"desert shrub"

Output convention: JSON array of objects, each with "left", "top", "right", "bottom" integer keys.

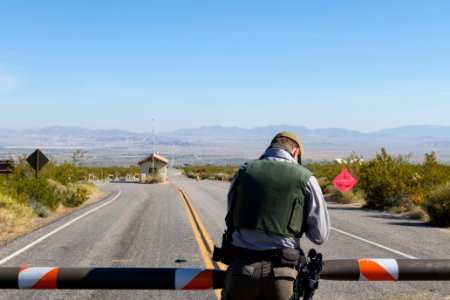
[
  {"left": 326, "top": 185, "right": 364, "bottom": 205},
  {"left": 63, "top": 186, "right": 88, "bottom": 207},
  {"left": 1, "top": 154, "right": 139, "bottom": 223},
  {"left": 424, "top": 183, "right": 450, "bottom": 226},
  {"left": 44, "top": 162, "right": 79, "bottom": 185},
  {"left": 307, "top": 161, "right": 342, "bottom": 185},
  {"left": 0, "top": 193, "right": 34, "bottom": 225},
  {"left": 212, "top": 172, "right": 233, "bottom": 181},
  {"left": 185, "top": 172, "right": 197, "bottom": 180},
  {"left": 5, "top": 155, "right": 58, "bottom": 210},
  {"left": 409, "top": 192, "right": 426, "bottom": 206},
  {"left": 0, "top": 193, "right": 34, "bottom": 235},
  {"left": 142, "top": 169, "right": 163, "bottom": 184},
  {"left": 420, "top": 152, "right": 449, "bottom": 186},
  {"left": 386, "top": 194, "right": 414, "bottom": 213},
  {"left": 30, "top": 201, "right": 50, "bottom": 218},
  {"left": 359, "top": 148, "right": 418, "bottom": 210},
  {"left": 32, "top": 178, "right": 60, "bottom": 211},
  {"left": 12, "top": 176, "right": 59, "bottom": 211},
  {"left": 178, "top": 165, "right": 238, "bottom": 181},
  {"left": 416, "top": 152, "right": 450, "bottom": 201},
  {"left": 323, "top": 183, "right": 337, "bottom": 195},
  {"left": 42, "top": 159, "right": 139, "bottom": 185},
  {"left": 47, "top": 178, "right": 67, "bottom": 198},
  {"left": 316, "top": 177, "right": 330, "bottom": 191},
  {"left": 144, "top": 175, "right": 163, "bottom": 184},
  {"left": 407, "top": 206, "right": 427, "bottom": 220},
  {"left": 309, "top": 152, "right": 364, "bottom": 196}
]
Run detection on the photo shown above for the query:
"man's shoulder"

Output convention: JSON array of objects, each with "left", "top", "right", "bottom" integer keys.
[
  {"left": 243, "top": 159, "right": 313, "bottom": 177},
  {"left": 299, "top": 165, "right": 314, "bottom": 175}
]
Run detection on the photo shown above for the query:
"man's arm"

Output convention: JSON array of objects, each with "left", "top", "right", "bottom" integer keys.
[
  {"left": 227, "top": 173, "right": 238, "bottom": 211},
  {"left": 304, "top": 176, "right": 330, "bottom": 245}
]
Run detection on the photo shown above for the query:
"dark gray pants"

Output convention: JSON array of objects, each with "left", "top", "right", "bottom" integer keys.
[{"left": 221, "top": 259, "right": 298, "bottom": 300}]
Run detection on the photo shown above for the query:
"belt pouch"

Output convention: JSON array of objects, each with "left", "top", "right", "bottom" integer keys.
[{"left": 280, "top": 248, "right": 301, "bottom": 266}]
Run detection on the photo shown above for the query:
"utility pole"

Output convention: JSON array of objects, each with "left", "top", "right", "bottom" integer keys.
[{"left": 152, "top": 118, "right": 155, "bottom": 175}]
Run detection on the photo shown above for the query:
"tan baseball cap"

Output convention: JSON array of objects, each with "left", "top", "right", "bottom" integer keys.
[{"left": 272, "top": 131, "right": 303, "bottom": 154}]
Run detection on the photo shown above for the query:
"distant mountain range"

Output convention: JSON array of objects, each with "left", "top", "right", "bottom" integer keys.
[
  {"left": 168, "top": 124, "right": 450, "bottom": 141},
  {"left": 0, "top": 126, "right": 191, "bottom": 148},
  {"left": 1, "top": 125, "right": 450, "bottom": 164}
]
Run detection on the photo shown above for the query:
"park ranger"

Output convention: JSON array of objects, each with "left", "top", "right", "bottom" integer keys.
[{"left": 219, "top": 131, "right": 330, "bottom": 300}]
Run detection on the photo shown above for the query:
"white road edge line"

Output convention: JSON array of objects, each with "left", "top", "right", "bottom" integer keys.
[
  {"left": 0, "top": 191, "right": 122, "bottom": 266},
  {"left": 331, "top": 227, "right": 418, "bottom": 259}
]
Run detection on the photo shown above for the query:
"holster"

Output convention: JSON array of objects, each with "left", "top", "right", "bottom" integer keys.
[
  {"left": 291, "top": 249, "right": 322, "bottom": 300},
  {"left": 280, "top": 247, "right": 303, "bottom": 266},
  {"left": 212, "top": 229, "right": 235, "bottom": 265}
]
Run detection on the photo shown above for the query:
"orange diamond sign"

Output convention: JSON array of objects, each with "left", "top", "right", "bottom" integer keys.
[{"left": 333, "top": 169, "right": 357, "bottom": 192}]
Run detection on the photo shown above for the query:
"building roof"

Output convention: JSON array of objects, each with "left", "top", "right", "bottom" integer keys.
[{"left": 138, "top": 153, "right": 169, "bottom": 165}]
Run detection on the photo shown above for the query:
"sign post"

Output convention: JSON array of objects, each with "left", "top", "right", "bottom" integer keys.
[
  {"left": 26, "top": 149, "right": 49, "bottom": 179},
  {"left": 333, "top": 169, "right": 357, "bottom": 192}
]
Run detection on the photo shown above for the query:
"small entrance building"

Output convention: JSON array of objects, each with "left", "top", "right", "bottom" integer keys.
[{"left": 138, "top": 153, "right": 169, "bottom": 183}]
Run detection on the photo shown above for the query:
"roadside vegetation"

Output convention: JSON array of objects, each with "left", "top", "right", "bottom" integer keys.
[
  {"left": 313, "top": 149, "right": 450, "bottom": 227},
  {"left": 179, "top": 148, "right": 450, "bottom": 227},
  {"left": 178, "top": 165, "right": 239, "bottom": 181},
  {"left": 0, "top": 152, "right": 138, "bottom": 243}
]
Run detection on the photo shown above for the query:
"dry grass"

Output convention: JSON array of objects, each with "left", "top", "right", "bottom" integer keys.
[
  {"left": 325, "top": 186, "right": 366, "bottom": 206},
  {"left": 0, "top": 184, "right": 110, "bottom": 245},
  {"left": 0, "top": 193, "right": 35, "bottom": 244},
  {"left": 84, "top": 184, "right": 110, "bottom": 203},
  {"left": 0, "top": 208, "right": 14, "bottom": 233},
  {"left": 407, "top": 206, "right": 428, "bottom": 221}
]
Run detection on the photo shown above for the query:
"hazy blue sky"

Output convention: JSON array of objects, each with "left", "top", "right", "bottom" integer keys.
[{"left": 1, "top": 1, "right": 449, "bottom": 133}]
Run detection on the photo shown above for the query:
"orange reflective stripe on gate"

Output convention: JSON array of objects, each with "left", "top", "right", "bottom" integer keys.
[
  {"left": 358, "top": 259, "right": 398, "bottom": 281},
  {"left": 175, "top": 269, "right": 213, "bottom": 290},
  {"left": 18, "top": 267, "right": 59, "bottom": 289},
  {"left": 182, "top": 270, "right": 213, "bottom": 290}
]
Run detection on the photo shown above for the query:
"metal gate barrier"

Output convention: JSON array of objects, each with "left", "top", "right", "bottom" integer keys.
[{"left": 1, "top": 259, "right": 449, "bottom": 290}]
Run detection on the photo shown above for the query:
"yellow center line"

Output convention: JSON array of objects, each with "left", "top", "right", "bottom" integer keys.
[
  {"left": 180, "top": 190, "right": 228, "bottom": 269},
  {"left": 177, "top": 190, "right": 215, "bottom": 269},
  {"left": 173, "top": 184, "right": 227, "bottom": 299}
]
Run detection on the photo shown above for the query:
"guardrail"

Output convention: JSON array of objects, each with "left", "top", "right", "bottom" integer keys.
[{"left": 1, "top": 259, "right": 449, "bottom": 290}]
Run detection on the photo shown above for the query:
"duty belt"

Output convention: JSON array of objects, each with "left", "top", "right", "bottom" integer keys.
[{"left": 232, "top": 245, "right": 302, "bottom": 266}]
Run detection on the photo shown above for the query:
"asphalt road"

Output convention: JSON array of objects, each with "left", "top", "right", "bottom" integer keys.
[
  {"left": 170, "top": 170, "right": 450, "bottom": 300},
  {"left": 0, "top": 169, "right": 449, "bottom": 299},
  {"left": 0, "top": 179, "right": 216, "bottom": 299}
]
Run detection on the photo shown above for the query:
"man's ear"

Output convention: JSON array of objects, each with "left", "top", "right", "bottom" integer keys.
[{"left": 293, "top": 148, "right": 302, "bottom": 164}]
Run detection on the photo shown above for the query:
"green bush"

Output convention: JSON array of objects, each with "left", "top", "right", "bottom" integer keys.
[
  {"left": 308, "top": 152, "right": 364, "bottom": 196},
  {"left": 62, "top": 186, "right": 88, "bottom": 208},
  {"left": 425, "top": 183, "right": 450, "bottom": 226},
  {"left": 307, "top": 161, "right": 342, "bottom": 186},
  {"left": 358, "top": 148, "right": 417, "bottom": 210},
  {"left": 416, "top": 152, "right": 450, "bottom": 200},
  {"left": 18, "top": 177, "right": 60, "bottom": 211},
  {"left": 5, "top": 155, "right": 58, "bottom": 211},
  {"left": 1, "top": 153, "right": 138, "bottom": 220}
]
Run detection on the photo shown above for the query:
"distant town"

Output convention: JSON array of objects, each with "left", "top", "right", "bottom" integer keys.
[{"left": 1, "top": 125, "right": 450, "bottom": 166}]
